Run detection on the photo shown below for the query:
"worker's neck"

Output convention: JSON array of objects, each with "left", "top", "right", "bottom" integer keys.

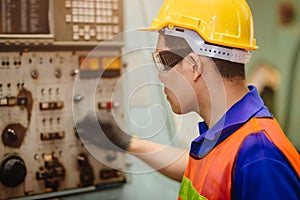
[{"left": 203, "top": 79, "right": 249, "bottom": 129}]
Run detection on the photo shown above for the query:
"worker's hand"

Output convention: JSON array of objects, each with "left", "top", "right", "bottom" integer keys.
[{"left": 76, "top": 112, "right": 132, "bottom": 152}]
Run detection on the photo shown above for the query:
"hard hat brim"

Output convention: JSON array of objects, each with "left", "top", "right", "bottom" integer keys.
[{"left": 137, "top": 27, "right": 160, "bottom": 32}]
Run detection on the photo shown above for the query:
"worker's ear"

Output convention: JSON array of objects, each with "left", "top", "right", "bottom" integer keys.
[{"left": 187, "top": 52, "right": 203, "bottom": 82}]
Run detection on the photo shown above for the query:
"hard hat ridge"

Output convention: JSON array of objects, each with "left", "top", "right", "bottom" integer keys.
[{"left": 140, "top": 0, "right": 258, "bottom": 51}]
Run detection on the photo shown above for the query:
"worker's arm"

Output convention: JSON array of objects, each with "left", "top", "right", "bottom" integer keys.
[
  {"left": 129, "top": 137, "right": 189, "bottom": 182},
  {"left": 76, "top": 112, "right": 188, "bottom": 182}
]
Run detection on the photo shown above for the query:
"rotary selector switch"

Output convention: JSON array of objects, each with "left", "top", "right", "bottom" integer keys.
[
  {"left": 0, "top": 155, "right": 27, "bottom": 187},
  {"left": 6, "top": 128, "right": 18, "bottom": 141},
  {"left": 1, "top": 123, "right": 27, "bottom": 148}
]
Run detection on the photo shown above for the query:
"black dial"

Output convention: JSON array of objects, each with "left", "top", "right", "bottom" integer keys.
[
  {"left": 6, "top": 128, "right": 18, "bottom": 141},
  {"left": 0, "top": 155, "right": 27, "bottom": 187},
  {"left": 1, "top": 123, "right": 27, "bottom": 148}
]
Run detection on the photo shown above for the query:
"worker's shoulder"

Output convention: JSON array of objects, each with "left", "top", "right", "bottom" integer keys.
[
  {"left": 236, "top": 131, "right": 292, "bottom": 169},
  {"left": 232, "top": 132, "right": 300, "bottom": 200}
]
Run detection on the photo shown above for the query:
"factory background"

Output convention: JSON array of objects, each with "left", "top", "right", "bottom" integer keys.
[{"left": 0, "top": 0, "right": 299, "bottom": 199}]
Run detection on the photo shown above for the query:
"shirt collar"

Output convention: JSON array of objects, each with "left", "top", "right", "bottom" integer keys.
[{"left": 190, "top": 85, "right": 272, "bottom": 158}]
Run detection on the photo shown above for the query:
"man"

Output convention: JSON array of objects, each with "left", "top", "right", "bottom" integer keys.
[{"left": 77, "top": 0, "right": 300, "bottom": 199}]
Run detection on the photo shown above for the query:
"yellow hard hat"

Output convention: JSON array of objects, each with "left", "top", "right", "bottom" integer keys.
[{"left": 140, "top": 0, "right": 258, "bottom": 50}]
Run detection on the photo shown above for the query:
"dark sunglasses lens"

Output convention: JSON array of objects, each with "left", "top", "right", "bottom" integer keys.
[{"left": 159, "top": 51, "right": 184, "bottom": 69}]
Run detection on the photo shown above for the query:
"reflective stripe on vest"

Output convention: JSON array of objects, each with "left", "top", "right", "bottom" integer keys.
[
  {"left": 178, "top": 117, "right": 300, "bottom": 200},
  {"left": 178, "top": 176, "right": 207, "bottom": 200}
]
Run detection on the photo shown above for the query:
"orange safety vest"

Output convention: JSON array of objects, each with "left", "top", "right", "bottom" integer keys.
[{"left": 178, "top": 117, "right": 300, "bottom": 200}]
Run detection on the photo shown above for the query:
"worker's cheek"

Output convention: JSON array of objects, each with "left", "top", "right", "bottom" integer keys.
[{"left": 157, "top": 70, "right": 198, "bottom": 112}]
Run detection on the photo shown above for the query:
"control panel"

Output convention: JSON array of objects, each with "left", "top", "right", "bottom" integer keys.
[
  {"left": 0, "top": 0, "right": 126, "bottom": 198},
  {"left": 0, "top": 0, "right": 123, "bottom": 47},
  {"left": 0, "top": 50, "right": 126, "bottom": 199}
]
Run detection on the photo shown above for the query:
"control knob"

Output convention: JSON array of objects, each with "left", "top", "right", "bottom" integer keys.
[
  {"left": 0, "top": 155, "right": 27, "bottom": 187},
  {"left": 6, "top": 128, "right": 18, "bottom": 141},
  {"left": 1, "top": 123, "right": 27, "bottom": 148}
]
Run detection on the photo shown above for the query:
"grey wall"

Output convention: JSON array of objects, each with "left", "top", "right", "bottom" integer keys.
[{"left": 247, "top": 0, "right": 300, "bottom": 149}]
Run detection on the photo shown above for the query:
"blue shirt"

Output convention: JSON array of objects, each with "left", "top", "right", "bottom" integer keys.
[{"left": 190, "top": 86, "right": 300, "bottom": 200}]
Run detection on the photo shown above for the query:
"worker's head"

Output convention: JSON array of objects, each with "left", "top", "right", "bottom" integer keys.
[{"left": 141, "top": 0, "right": 258, "bottom": 114}]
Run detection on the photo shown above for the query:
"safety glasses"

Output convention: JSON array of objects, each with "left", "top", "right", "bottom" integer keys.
[{"left": 152, "top": 48, "right": 192, "bottom": 71}]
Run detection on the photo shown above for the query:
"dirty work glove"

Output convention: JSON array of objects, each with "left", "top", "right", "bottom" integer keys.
[{"left": 76, "top": 112, "right": 132, "bottom": 152}]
